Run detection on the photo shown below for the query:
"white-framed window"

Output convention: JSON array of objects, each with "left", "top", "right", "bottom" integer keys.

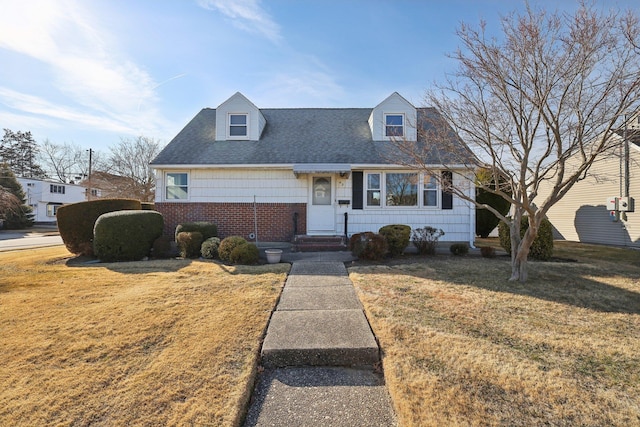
[
  {"left": 366, "top": 173, "right": 381, "bottom": 207},
  {"left": 47, "top": 203, "right": 62, "bottom": 217},
  {"left": 385, "top": 114, "right": 404, "bottom": 137},
  {"left": 229, "top": 113, "right": 248, "bottom": 138},
  {"left": 386, "top": 172, "right": 418, "bottom": 206},
  {"left": 50, "top": 184, "right": 65, "bottom": 194},
  {"left": 423, "top": 174, "right": 438, "bottom": 207},
  {"left": 362, "top": 171, "right": 441, "bottom": 209},
  {"left": 165, "top": 172, "right": 188, "bottom": 200}
]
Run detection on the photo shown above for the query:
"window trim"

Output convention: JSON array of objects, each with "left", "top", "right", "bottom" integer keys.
[
  {"left": 423, "top": 173, "right": 439, "bottom": 208},
  {"left": 362, "top": 171, "right": 441, "bottom": 209},
  {"left": 384, "top": 113, "right": 404, "bottom": 138},
  {"left": 228, "top": 113, "right": 249, "bottom": 139},
  {"left": 165, "top": 172, "right": 189, "bottom": 201},
  {"left": 365, "top": 172, "right": 381, "bottom": 207}
]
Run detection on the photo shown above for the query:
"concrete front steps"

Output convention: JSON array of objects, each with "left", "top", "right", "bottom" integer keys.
[
  {"left": 292, "top": 235, "right": 348, "bottom": 252},
  {"left": 260, "top": 261, "right": 379, "bottom": 368}
]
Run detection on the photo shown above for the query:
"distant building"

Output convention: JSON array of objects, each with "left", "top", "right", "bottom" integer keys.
[{"left": 17, "top": 178, "right": 88, "bottom": 224}]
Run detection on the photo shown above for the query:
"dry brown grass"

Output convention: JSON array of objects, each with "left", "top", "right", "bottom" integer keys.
[
  {"left": 350, "top": 245, "right": 640, "bottom": 426},
  {"left": 0, "top": 247, "right": 289, "bottom": 426}
]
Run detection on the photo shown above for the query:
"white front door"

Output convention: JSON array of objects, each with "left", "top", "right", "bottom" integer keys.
[{"left": 307, "top": 176, "right": 335, "bottom": 234}]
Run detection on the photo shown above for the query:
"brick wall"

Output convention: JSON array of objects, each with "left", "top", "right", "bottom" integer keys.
[{"left": 156, "top": 202, "right": 307, "bottom": 242}]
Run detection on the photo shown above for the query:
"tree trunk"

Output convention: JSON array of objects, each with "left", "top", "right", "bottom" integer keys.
[{"left": 509, "top": 219, "right": 538, "bottom": 282}]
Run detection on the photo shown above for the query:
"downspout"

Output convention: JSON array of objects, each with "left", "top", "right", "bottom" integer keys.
[
  {"left": 469, "top": 174, "right": 476, "bottom": 249},
  {"left": 253, "top": 195, "right": 258, "bottom": 245}
]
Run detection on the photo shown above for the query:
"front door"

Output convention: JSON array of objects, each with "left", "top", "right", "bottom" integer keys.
[{"left": 307, "top": 176, "right": 335, "bottom": 234}]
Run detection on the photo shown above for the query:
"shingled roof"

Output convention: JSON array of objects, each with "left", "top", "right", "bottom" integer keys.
[{"left": 151, "top": 107, "right": 469, "bottom": 166}]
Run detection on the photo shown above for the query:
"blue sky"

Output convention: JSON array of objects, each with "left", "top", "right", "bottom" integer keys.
[{"left": 1, "top": 0, "right": 638, "bottom": 152}]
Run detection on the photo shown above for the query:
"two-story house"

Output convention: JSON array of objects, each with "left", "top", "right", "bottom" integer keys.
[{"left": 17, "top": 178, "right": 88, "bottom": 224}]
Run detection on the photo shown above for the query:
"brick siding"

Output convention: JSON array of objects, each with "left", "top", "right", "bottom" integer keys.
[{"left": 156, "top": 202, "right": 307, "bottom": 242}]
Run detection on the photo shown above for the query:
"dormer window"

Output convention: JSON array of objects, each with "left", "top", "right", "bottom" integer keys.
[
  {"left": 385, "top": 114, "right": 404, "bottom": 137},
  {"left": 229, "top": 113, "right": 248, "bottom": 138}
]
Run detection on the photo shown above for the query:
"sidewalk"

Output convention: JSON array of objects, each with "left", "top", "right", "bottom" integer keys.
[{"left": 243, "top": 260, "right": 396, "bottom": 426}]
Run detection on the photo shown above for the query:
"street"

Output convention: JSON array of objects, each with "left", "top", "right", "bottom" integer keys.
[{"left": 0, "top": 229, "right": 63, "bottom": 252}]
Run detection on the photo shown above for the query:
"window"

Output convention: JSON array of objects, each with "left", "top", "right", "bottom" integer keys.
[
  {"left": 423, "top": 174, "right": 438, "bottom": 207},
  {"left": 386, "top": 173, "right": 417, "bottom": 206},
  {"left": 50, "top": 184, "right": 65, "bottom": 194},
  {"left": 166, "top": 172, "right": 188, "bottom": 200},
  {"left": 385, "top": 114, "right": 404, "bottom": 137},
  {"left": 229, "top": 114, "right": 248, "bottom": 137},
  {"left": 366, "top": 173, "right": 381, "bottom": 206},
  {"left": 47, "top": 203, "right": 62, "bottom": 217}
]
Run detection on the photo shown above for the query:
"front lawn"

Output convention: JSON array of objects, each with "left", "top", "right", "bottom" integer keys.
[
  {"left": 0, "top": 247, "right": 288, "bottom": 426},
  {"left": 350, "top": 242, "right": 640, "bottom": 426}
]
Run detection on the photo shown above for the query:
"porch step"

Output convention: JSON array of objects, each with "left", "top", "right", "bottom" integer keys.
[{"left": 293, "top": 235, "right": 348, "bottom": 252}]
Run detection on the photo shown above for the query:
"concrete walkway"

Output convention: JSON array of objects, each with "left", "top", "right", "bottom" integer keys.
[{"left": 243, "top": 260, "right": 396, "bottom": 426}]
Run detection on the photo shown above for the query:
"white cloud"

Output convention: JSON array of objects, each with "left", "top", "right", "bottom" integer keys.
[
  {"left": 197, "top": 0, "right": 281, "bottom": 43},
  {"left": 0, "top": 0, "right": 168, "bottom": 136}
]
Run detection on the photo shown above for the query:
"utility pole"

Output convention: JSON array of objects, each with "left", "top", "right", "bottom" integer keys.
[{"left": 87, "top": 148, "right": 93, "bottom": 201}]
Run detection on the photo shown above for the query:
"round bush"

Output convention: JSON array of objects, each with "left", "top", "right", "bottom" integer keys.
[
  {"left": 449, "top": 243, "right": 469, "bottom": 256},
  {"left": 176, "top": 231, "right": 203, "bottom": 258},
  {"left": 57, "top": 199, "right": 141, "bottom": 256},
  {"left": 349, "top": 232, "right": 388, "bottom": 261},
  {"left": 175, "top": 221, "right": 218, "bottom": 241},
  {"left": 201, "top": 237, "right": 221, "bottom": 259},
  {"left": 218, "top": 236, "right": 248, "bottom": 262},
  {"left": 93, "top": 210, "right": 163, "bottom": 262},
  {"left": 480, "top": 246, "right": 496, "bottom": 258},
  {"left": 229, "top": 243, "right": 259, "bottom": 265},
  {"left": 498, "top": 216, "right": 554, "bottom": 261},
  {"left": 379, "top": 224, "right": 411, "bottom": 257}
]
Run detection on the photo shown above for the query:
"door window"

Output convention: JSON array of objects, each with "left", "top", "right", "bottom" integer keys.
[{"left": 312, "top": 177, "right": 331, "bottom": 205}]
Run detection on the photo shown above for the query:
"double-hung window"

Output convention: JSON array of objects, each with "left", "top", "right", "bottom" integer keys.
[
  {"left": 229, "top": 114, "right": 248, "bottom": 138},
  {"left": 385, "top": 114, "right": 404, "bottom": 137},
  {"left": 166, "top": 172, "right": 188, "bottom": 200},
  {"left": 366, "top": 173, "right": 381, "bottom": 206},
  {"left": 50, "top": 184, "right": 65, "bottom": 194},
  {"left": 423, "top": 174, "right": 438, "bottom": 207}
]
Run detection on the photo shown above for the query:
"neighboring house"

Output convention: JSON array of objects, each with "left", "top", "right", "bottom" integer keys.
[
  {"left": 151, "top": 92, "right": 476, "bottom": 244},
  {"left": 538, "top": 120, "right": 639, "bottom": 248},
  {"left": 17, "top": 177, "right": 88, "bottom": 224}
]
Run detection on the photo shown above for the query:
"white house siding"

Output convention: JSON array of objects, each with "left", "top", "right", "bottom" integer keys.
[
  {"left": 538, "top": 146, "right": 639, "bottom": 248},
  {"left": 368, "top": 92, "right": 418, "bottom": 141},
  {"left": 18, "top": 178, "right": 87, "bottom": 223}
]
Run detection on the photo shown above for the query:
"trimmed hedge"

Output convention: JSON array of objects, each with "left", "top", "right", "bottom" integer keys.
[
  {"left": 93, "top": 210, "right": 163, "bottom": 262},
  {"left": 229, "top": 243, "right": 259, "bottom": 265},
  {"left": 498, "top": 216, "right": 554, "bottom": 261},
  {"left": 349, "top": 232, "right": 388, "bottom": 261},
  {"left": 152, "top": 236, "right": 172, "bottom": 259},
  {"left": 176, "top": 231, "right": 203, "bottom": 258},
  {"left": 141, "top": 202, "right": 155, "bottom": 210},
  {"left": 219, "top": 236, "right": 248, "bottom": 262},
  {"left": 379, "top": 224, "right": 411, "bottom": 257},
  {"left": 201, "top": 237, "right": 221, "bottom": 259},
  {"left": 57, "top": 199, "right": 141, "bottom": 256},
  {"left": 175, "top": 222, "right": 218, "bottom": 241}
]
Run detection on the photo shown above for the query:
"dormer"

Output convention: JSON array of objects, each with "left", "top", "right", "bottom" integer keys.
[
  {"left": 215, "top": 92, "right": 267, "bottom": 141},
  {"left": 368, "top": 92, "right": 417, "bottom": 141}
]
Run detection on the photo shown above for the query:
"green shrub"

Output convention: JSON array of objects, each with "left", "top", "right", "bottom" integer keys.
[
  {"left": 475, "top": 169, "right": 512, "bottom": 238},
  {"left": 449, "top": 243, "right": 469, "bottom": 256},
  {"left": 141, "top": 202, "right": 155, "bottom": 210},
  {"left": 152, "top": 236, "right": 172, "bottom": 259},
  {"left": 379, "top": 224, "right": 411, "bottom": 257},
  {"left": 411, "top": 226, "right": 445, "bottom": 255},
  {"left": 349, "top": 232, "right": 388, "bottom": 261},
  {"left": 480, "top": 246, "right": 496, "bottom": 258},
  {"left": 176, "top": 231, "right": 203, "bottom": 258},
  {"left": 93, "top": 210, "right": 163, "bottom": 262},
  {"left": 229, "top": 243, "right": 259, "bottom": 265},
  {"left": 201, "top": 237, "right": 221, "bottom": 259},
  {"left": 57, "top": 199, "right": 141, "bottom": 256},
  {"left": 498, "top": 216, "right": 554, "bottom": 261},
  {"left": 218, "top": 236, "right": 248, "bottom": 262},
  {"left": 175, "top": 222, "right": 218, "bottom": 241}
]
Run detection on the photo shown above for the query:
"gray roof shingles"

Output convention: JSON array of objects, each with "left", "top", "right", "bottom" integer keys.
[{"left": 151, "top": 107, "right": 468, "bottom": 166}]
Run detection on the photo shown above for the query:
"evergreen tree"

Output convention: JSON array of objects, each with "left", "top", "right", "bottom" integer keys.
[
  {"left": 0, "top": 163, "right": 34, "bottom": 229},
  {"left": 0, "top": 129, "right": 47, "bottom": 178}
]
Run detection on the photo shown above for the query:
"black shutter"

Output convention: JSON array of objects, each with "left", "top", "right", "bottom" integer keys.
[
  {"left": 352, "top": 171, "right": 363, "bottom": 210},
  {"left": 441, "top": 171, "right": 453, "bottom": 210}
]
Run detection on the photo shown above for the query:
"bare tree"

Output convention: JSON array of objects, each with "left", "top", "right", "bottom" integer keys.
[
  {"left": 398, "top": 3, "right": 640, "bottom": 281},
  {"left": 39, "top": 140, "right": 95, "bottom": 183},
  {"left": 102, "top": 136, "right": 163, "bottom": 202}
]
